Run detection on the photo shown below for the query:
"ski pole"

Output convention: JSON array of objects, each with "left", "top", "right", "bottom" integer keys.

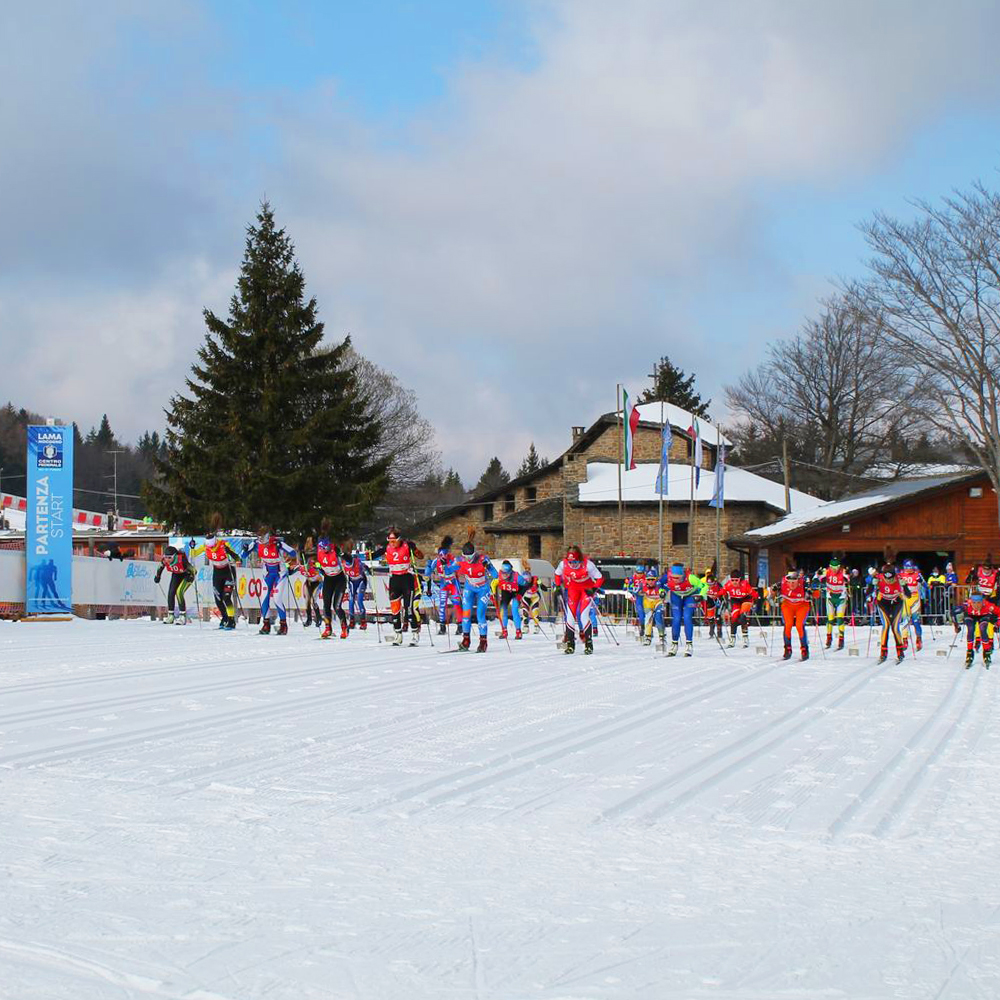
[
  {"left": 596, "top": 605, "right": 620, "bottom": 647},
  {"left": 285, "top": 564, "right": 304, "bottom": 624},
  {"left": 490, "top": 591, "right": 513, "bottom": 653},
  {"left": 248, "top": 560, "right": 265, "bottom": 627},
  {"left": 370, "top": 569, "right": 383, "bottom": 643},
  {"left": 419, "top": 585, "right": 435, "bottom": 647},
  {"left": 189, "top": 572, "right": 203, "bottom": 629},
  {"left": 230, "top": 564, "right": 249, "bottom": 629},
  {"left": 946, "top": 618, "right": 963, "bottom": 660},
  {"left": 156, "top": 578, "right": 169, "bottom": 621}
]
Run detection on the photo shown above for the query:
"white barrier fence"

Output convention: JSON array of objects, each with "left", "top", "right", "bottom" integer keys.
[
  {"left": 2, "top": 551, "right": 560, "bottom": 622},
  {"left": 1, "top": 551, "right": 393, "bottom": 619}
]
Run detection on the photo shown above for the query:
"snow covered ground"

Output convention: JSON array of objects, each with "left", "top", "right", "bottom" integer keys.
[{"left": 2, "top": 618, "right": 999, "bottom": 999}]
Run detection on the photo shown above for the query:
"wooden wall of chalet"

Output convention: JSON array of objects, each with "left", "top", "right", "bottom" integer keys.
[{"left": 760, "top": 477, "right": 999, "bottom": 579}]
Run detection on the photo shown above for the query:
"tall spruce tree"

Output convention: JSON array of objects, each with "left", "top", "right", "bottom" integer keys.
[
  {"left": 473, "top": 456, "right": 510, "bottom": 496},
  {"left": 146, "top": 203, "right": 388, "bottom": 535},
  {"left": 639, "top": 356, "right": 710, "bottom": 416},
  {"left": 516, "top": 442, "right": 548, "bottom": 477}
]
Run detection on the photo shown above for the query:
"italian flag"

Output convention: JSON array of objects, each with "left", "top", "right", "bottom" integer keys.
[{"left": 623, "top": 389, "right": 640, "bottom": 470}]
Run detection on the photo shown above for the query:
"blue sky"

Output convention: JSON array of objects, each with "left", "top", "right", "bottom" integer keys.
[
  {"left": 203, "top": 1, "right": 537, "bottom": 112},
  {"left": 4, "top": 1, "right": 1000, "bottom": 482}
]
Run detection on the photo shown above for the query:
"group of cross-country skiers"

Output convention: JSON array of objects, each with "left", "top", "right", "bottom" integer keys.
[
  {"left": 150, "top": 511, "right": 1000, "bottom": 667},
  {"left": 626, "top": 556, "right": 1000, "bottom": 668},
  {"left": 151, "top": 519, "right": 593, "bottom": 653}
]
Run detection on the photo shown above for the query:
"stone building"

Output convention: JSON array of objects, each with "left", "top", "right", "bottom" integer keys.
[{"left": 407, "top": 402, "right": 821, "bottom": 573}]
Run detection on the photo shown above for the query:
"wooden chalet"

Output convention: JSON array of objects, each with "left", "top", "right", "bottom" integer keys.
[{"left": 734, "top": 470, "right": 999, "bottom": 583}]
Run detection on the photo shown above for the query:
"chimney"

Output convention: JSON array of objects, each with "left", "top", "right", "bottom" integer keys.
[{"left": 571, "top": 426, "right": 584, "bottom": 442}]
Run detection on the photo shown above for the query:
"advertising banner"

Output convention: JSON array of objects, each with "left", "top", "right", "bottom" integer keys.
[{"left": 26, "top": 424, "right": 74, "bottom": 615}]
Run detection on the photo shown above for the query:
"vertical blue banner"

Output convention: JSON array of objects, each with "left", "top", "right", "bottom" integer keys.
[{"left": 26, "top": 425, "right": 74, "bottom": 615}]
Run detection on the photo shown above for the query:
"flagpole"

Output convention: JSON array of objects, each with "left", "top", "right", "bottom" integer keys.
[
  {"left": 617, "top": 384, "right": 624, "bottom": 555},
  {"left": 715, "top": 421, "right": 721, "bottom": 576},
  {"left": 658, "top": 400, "right": 664, "bottom": 568},
  {"left": 688, "top": 432, "right": 695, "bottom": 570}
]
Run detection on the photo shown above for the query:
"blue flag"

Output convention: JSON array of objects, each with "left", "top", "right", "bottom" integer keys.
[
  {"left": 709, "top": 443, "right": 726, "bottom": 509},
  {"left": 655, "top": 421, "right": 670, "bottom": 496}
]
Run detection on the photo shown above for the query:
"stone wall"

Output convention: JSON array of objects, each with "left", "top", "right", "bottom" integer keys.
[
  {"left": 486, "top": 530, "right": 564, "bottom": 567},
  {"left": 513, "top": 465, "right": 562, "bottom": 510}
]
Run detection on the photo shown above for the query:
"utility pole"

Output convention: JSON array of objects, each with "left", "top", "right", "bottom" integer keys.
[
  {"left": 782, "top": 438, "right": 791, "bottom": 514},
  {"left": 106, "top": 450, "right": 124, "bottom": 528}
]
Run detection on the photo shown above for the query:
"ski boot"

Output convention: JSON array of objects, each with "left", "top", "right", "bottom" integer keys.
[
  {"left": 340, "top": 623, "right": 349, "bottom": 639},
  {"left": 878, "top": 646, "right": 888, "bottom": 664},
  {"left": 642, "top": 633, "right": 652, "bottom": 646},
  {"left": 175, "top": 614, "right": 188, "bottom": 625},
  {"left": 966, "top": 649, "right": 975, "bottom": 669},
  {"left": 584, "top": 637, "right": 594, "bottom": 655},
  {"left": 409, "top": 627, "right": 420, "bottom": 646},
  {"left": 321, "top": 623, "right": 332, "bottom": 639},
  {"left": 825, "top": 634, "right": 833, "bottom": 649},
  {"left": 916, "top": 636, "right": 923, "bottom": 652},
  {"left": 727, "top": 634, "right": 736, "bottom": 648},
  {"left": 349, "top": 615, "right": 356, "bottom": 630},
  {"left": 162, "top": 613, "right": 174, "bottom": 625},
  {"left": 499, "top": 628, "right": 508, "bottom": 639},
  {"left": 564, "top": 634, "right": 576, "bottom": 654},
  {"left": 258, "top": 619, "right": 271, "bottom": 635},
  {"left": 514, "top": 629, "right": 523, "bottom": 639},
  {"left": 782, "top": 644, "right": 793, "bottom": 661},
  {"left": 459, "top": 633, "right": 471, "bottom": 651},
  {"left": 476, "top": 635, "right": 488, "bottom": 653},
  {"left": 800, "top": 646, "right": 809, "bottom": 662},
  {"left": 315, "top": 617, "right": 322, "bottom": 629},
  {"left": 895, "top": 648, "right": 905, "bottom": 664},
  {"left": 359, "top": 617, "right": 367, "bottom": 631},
  {"left": 742, "top": 633, "right": 749, "bottom": 648},
  {"left": 225, "top": 618, "right": 237, "bottom": 630},
  {"left": 218, "top": 618, "right": 229, "bottom": 630},
  {"left": 667, "top": 641, "right": 678, "bottom": 657},
  {"left": 304, "top": 615, "right": 313, "bottom": 629},
  {"left": 455, "top": 622, "right": 463, "bottom": 636},
  {"left": 985, "top": 651, "right": 992, "bottom": 670},
  {"left": 685, "top": 642, "right": 693, "bottom": 657},
  {"left": 837, "top": 635, "right": 845, "bottom": 651},
  {"left": 391, "top": 630, "right": 403, "bottom": 647},
  {"left": 277, "top": 620, "right": 288, "bottom": 636},
  {"left": 438, "top": 622, "right": 447, "bottom": 635}
]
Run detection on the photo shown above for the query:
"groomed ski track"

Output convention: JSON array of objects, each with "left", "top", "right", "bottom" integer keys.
[{"left": 2, "top": 620, "right": 999, "bottom": 999}]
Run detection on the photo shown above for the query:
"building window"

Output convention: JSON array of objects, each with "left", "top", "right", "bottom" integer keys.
[
  {"left": 528, "top": 534, "right": 541, "bottom": 558},
  {"left": 526, "top": 486, "right": 537, "bottom": 503},
  {"left": 504, "top": 493, "right": 515, "bottom": 513},
  {"left": 483, "top": 503, "right": 494, "bottom": 522},
  {"left": 672, "top": 521, "right": 689, "bottom": 546}
]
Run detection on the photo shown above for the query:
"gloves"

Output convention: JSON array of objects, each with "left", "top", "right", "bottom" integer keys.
[{"left": 154, "top": 569, "right": 162, "bottom": 584}]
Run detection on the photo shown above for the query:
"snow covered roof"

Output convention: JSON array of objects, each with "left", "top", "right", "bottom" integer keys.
[
  {"left": 744, "top": 471, "right": 983, "bottom": 543},
  {"left": 577, "top": 461, "right": 822, "bottom": 513},
  {"left": 865, "top": 462, "right": 978, "bottom": 480},
  {"left": 614, "top": 402, "right": 732, "bottom": 448}
]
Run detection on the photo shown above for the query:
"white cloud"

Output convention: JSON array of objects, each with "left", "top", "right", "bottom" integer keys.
[{"left": 4, "top": 0, "right": 1000, "bottom": 478}]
